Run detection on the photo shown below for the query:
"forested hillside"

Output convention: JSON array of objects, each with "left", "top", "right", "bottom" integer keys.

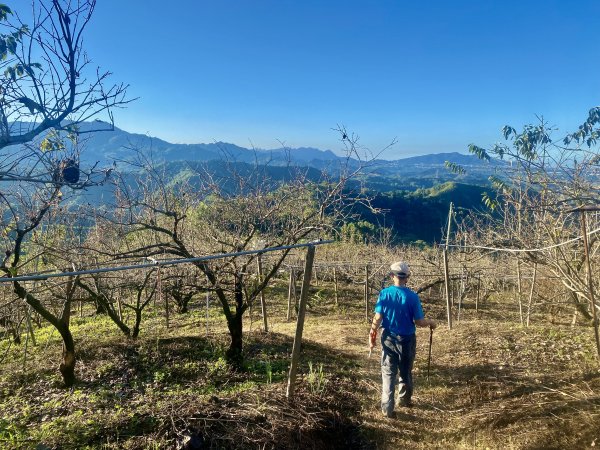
[{"left": 344, "top": 182, "right": 490, "bottom": 244}]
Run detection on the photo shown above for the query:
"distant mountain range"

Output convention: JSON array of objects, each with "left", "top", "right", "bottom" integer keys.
[
  {"left": 7, "top": 121, "right": 500, "bottom": 192},
  {"left": 66, "top": 121, "right": 498, "bottom": 184},
  {"left": 6, "top": 121, "right": 503, "bottom": 243},
  {"left": 73, "top": 121, "right": 342, "bottom": 167}
]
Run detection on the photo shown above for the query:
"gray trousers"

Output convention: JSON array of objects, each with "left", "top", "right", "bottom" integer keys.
[{"left": 380, "top": 330, "right": 416, "bottom": 415}]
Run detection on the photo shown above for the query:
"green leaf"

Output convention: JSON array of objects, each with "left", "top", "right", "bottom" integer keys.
[
  {"left": 468, "top": 144, "right": 491, "bottom": 161},
  {"left": 6, "top": 35, "right": 16, "bottom": 53},
  {"left": 488, "top": 175, "right": 511, "bottom": 193},
  {"left": 481, "top": 192, "right": 498, "bottom": 211},
  {"left": 502, "top": 125, "right": 516, "bottom": 140},
  {"left": 0, "top": 5, "right": 12, "bottom": 22},
  {"left": 444, "top": 161, "right": 466, "bottom": 174},
  {"left": 4, "top": 66, "right": 15, "bottom": 80}
]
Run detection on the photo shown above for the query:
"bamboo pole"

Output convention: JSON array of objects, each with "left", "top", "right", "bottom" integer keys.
[
  {"left": 205, "top": 288, "right": 210, "bottom": 337},
  {"left": 516, "top": 259, "right": 524, "bottom": 326},
  {"left": 475, "top": 275, "right": 480, "bottom": 312},
  {"left": 157, "top": 268, "right": 168, "bottom": 329},
  {"left": 457, "top": 270, "right": 464, "bottom": 322},
  {"left": 286, "top": 245, "right": 316, "bottom": 399},
  {"left": 25, "top": 306, "right": 36, "bottom": 346},
  {"left": 443, "top": 202, "right": 453, "bottom": 329},
  {"left": 257, "top": 254, "right": 268, "bottom": 332},
  {"left": 526, "top": 263, "right": 537, "bottom": 327},
  {"left": 117, "top": 291, "right": 123, "bottom": 322},
  {"left": 333, "top": 267, "right": 338, "bottom": 307},
  {"left": 364, "top": 264, "right": 370, "bottom": 322},
  {"left": 580, "top": 210, "right": 600, "bottom": 358},
  {"left": 287, "top": 269, "right": 295, "bottom": 322}
]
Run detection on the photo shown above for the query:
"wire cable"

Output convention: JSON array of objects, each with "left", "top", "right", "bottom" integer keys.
[{"left": 442, "top": 226, "right": 600, "bottom": 254}]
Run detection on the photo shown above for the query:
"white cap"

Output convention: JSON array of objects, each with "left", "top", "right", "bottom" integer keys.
[{"left": 390, "top": 261, "right": 411, "bottom": 278}]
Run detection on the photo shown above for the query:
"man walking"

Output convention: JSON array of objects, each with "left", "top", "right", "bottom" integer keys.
[{"left": 369, "top": 261, "right": 436, "bottom": 418}]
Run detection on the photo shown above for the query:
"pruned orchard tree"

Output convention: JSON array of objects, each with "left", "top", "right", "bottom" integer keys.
[
  {"left": 450, "top": 108, "right": 600, "bottom": 329},
  {"left": 94, "top": 133, "right": 383, "bottom": 366},
  {"left": 0, "top": 0, "right": 130, "bottom": 386}
]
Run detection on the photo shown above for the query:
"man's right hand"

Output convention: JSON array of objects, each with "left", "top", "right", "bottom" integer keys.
[{"left": 369, "top": 329, "right": 377, "bottom": 349}]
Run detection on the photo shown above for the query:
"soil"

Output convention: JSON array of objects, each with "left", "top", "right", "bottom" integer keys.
[{"left": 1, "top": 281, "right": 599, "bottom": 449}]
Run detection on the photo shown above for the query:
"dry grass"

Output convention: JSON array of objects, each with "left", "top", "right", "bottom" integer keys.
[{"left": 0, "top": 277, "right": 599, "bottom": 449}]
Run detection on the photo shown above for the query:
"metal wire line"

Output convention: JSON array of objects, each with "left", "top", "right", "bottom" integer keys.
[
  {"left": 0, "top": 240, "right": 334, "bottom": 283},
  {"left": 442, "top": 225, "right": 600, "bottom": 254}
]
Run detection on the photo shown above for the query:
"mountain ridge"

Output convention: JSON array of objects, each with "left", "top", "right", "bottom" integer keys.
[{"left": 70, "top": 122, "right": 489, "bottom": 170}]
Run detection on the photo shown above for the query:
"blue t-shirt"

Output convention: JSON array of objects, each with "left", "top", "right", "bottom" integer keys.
[{"left": 374, "top": 285, "right": 424, "bottom": 336}]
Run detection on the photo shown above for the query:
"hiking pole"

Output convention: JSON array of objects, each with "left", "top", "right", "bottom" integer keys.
[{"left": 427, "top": 327, "right": 433, "bottom": 380}]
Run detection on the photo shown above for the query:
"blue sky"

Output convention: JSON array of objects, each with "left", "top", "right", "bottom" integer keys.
[{"left": 81, "top": 0, "right": 600, "bottom": 159}]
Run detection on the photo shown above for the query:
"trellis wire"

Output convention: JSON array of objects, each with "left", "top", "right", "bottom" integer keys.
[
  {"left": 0, "top": 240, "right": 334, "bottom": 284},
  {"left": 442, "top": 225, "right": 600, "bottom": 254}
]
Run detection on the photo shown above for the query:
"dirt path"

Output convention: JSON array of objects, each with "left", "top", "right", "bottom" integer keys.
[{"left": 276, "top": 311, "right": 600, "bottom": 450}]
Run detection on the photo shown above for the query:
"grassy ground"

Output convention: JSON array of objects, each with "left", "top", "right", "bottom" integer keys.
[{"left": 1, "top": 278, "right": 599, "bottom": 449}]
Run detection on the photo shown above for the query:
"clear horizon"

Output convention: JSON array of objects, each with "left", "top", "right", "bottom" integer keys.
[{"left": 76, "top": 0, "right": 600, "bottom": 159}]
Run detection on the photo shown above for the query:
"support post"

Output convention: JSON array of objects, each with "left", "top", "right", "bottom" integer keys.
[
  {"left": 257, "top": 254, "right": 268, "bottom": 332},
  {"left": 287, "top": 268, "right": 295, "bottom": 322},
  {"left": 25, "top": 305, "right": 36, "bottom": 346},
  {"left": 157, "top": 268, "right": 168, "bottom": 329},
  {"left": 526, "top": 263, "right": 537, "bottom": 327},
  {"left": 333, "top": 267, "right": 338, "bottom": 307},
  {"left": 516, "top": 259, "right": 524, "bottom": 326},
  {"left": 364, "top": 264, "right": 370, "bottom": 322},
  {"left": 443, "top": 202, "right": 454, "bottom": 330},
  {"left": 206, "top": 278, "right": 210, "bottom": 338},
  {"left": 475, "top": 275, "right": 480, "bottom": 312},
  {"left": 580, "top": 210, "right": 600, "bottom": 358},
  {"left": 286, "top": 245, "right": 316, "bottom": 399}
]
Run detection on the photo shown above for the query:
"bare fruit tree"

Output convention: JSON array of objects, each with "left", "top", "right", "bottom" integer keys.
[
  {"left": 0, "top": 0, "right": 130, "bottom": 386},
  {"left": 451, "top": 108, "right": 600, "bottom": 330},
  {"left": 94, "top": 132, "right": 382, "bottom": 366}
]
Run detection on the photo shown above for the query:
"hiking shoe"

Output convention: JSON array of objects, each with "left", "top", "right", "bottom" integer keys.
[
  {"left": 381, "top": 409, "right": 396, "bottom": 419},
  {"left": 399, "top": 398, "right": 413, "bottom": 408}
]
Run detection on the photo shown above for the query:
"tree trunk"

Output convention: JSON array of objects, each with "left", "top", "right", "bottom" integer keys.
[
  {"left": 59, "top": 323, "right": 76, "bottom": 387},
  {"left": 76, "top": 280, "right": 131, "bottom": 336},
  {"left": 226, "top": 275, "right": 245, "bottom": 368},
  {"left": 226, "top": 312, "right": 243, "bottom": 367},
  {"left": 13, "top": 281, "right": 77, "bottom": 387},
  {"left": 132, "top": 309, "right": 142, "bottom": 339}
]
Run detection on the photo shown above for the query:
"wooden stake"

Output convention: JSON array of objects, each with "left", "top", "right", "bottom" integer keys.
[
  {"left": 117, "top": 292, "right": 123, "bottom": 322},
  {"left": 443, "top": 202, "right": 453, "bottom": 330},
  {"left": 364, "top": 264, "right": 370, "bottom": 322},
  {"left": 156, "top": 268, "right": 168, "bottom": 329},
  {"left": 25, "top": 305, "right": 36, "bottom": 346},
  {"left": 333, "top": 267, "right": 338, "bottom": 307},
  {"left": 286, "top": 245, "right": 316, "bottom": 399},
  {"left": 257, "top": 254, "right": 268, "bottom": 332},
  {"left": 526, "top": 263, "right": 537, "bottom": 327},
  {"left": 287, "top": 268, "right": 295, "bottom": 322},
  {"left": 516, "top": 259, "right": 524, "bottom": 326},
  {"left": 475, "top": 275, "right": 480, "bottom": 312},
  {"left": 580, "top": 210, "right": 600, "bottom": 357},
  {"left": 457, "top": 271, "right": 464, "bottom": 322},
  {"left": 204, "top": 274, "right": 210, "bottom": 337}
]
